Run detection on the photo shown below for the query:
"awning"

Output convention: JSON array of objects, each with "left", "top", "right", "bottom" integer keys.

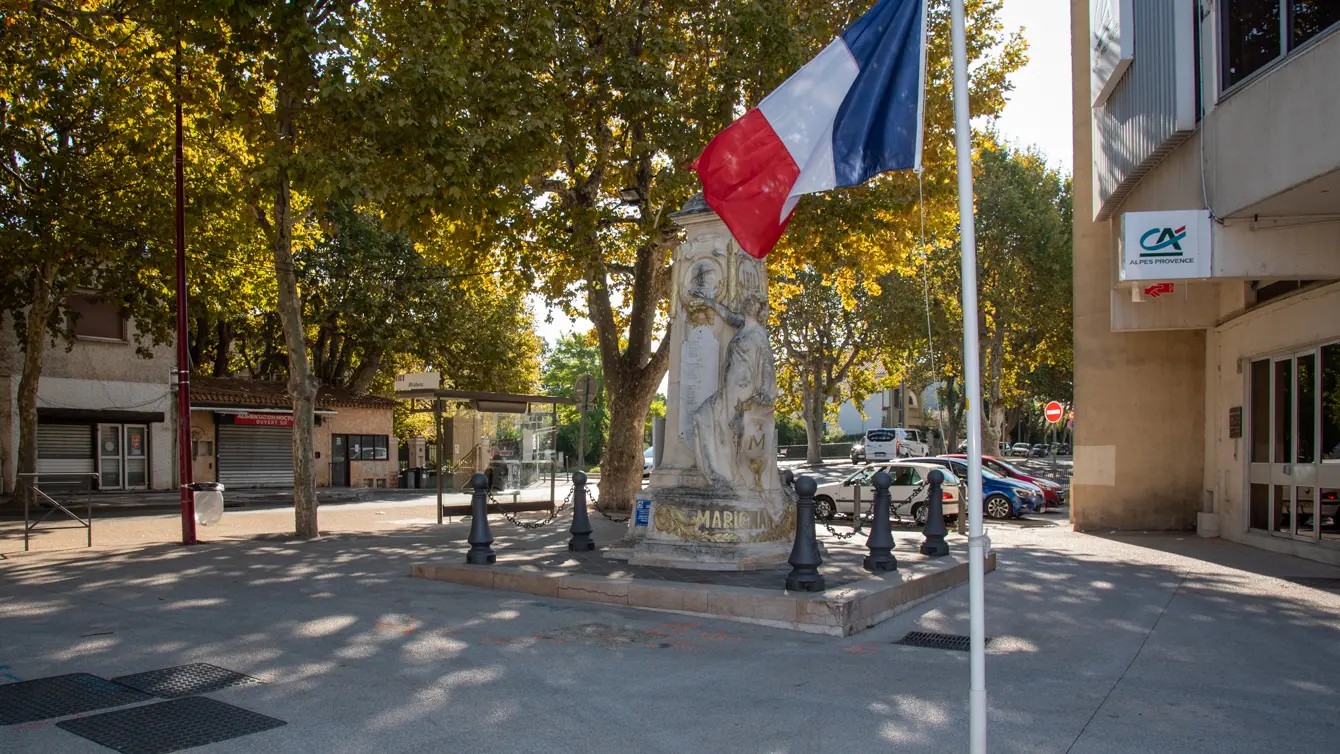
[
  {"left": 194, "top": 405, "right": 338, "bottom": 416},
  {"left": 37, "top": 408, "right": 165, "bottom": 424}
]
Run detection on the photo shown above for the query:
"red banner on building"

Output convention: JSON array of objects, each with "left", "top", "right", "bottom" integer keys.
[{"left": 233, "top": 413, "right": 294, "bottom": 427}]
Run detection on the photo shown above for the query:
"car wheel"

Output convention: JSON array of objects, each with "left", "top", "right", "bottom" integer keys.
[
  {"left": 985, "top": 495, "right": 1012, "bottom": 520},
  {"left": 815, "top": 495, "right": 837, "bottom": 521},
  {"left": 912, "top": 503, "right": 928, "bottom": 527}
]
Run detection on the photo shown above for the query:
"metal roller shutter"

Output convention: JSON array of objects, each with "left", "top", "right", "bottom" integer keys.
[
  {"left": 217, "top": 425, "right": 293, "bottom": 486},
  {"left": 37, "top": 423, "right": 95, "bottom": 475}
]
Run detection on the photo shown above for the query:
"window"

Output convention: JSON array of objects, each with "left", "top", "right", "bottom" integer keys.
[
  {"left": 1250, "top": 279, "right": 1319, "bottom": 307},
  {"left": 1292, "top": 1, "right": 1340, "bottom": 48},
  {"left": 347, "top": 434, "right": 389, "bottom": 461},
  {"left": 1323, "top": 344, "right": 1340, "bottom": 462},
  {"left": 1223, "top": 1, "right": 1340, "bottom": 89},
  {"left": 66, "top": 293, "right": 125, "bottom": 340},
  {"left": 1250, "top": 359, "right": 1272, "bottom": 462}
]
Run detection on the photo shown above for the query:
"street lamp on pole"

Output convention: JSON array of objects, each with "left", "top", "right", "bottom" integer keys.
[{"left": 174, "top": 39, "right": 197, "bottom": 545}]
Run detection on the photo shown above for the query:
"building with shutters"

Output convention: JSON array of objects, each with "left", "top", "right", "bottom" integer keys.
[
  {"left": 189, "top": 377, "right": 399, "bottom": 489},
  {"left": 1072, "top": 1, "right": 1340, "bottom": 564},
  {"left": 1, "top": 294, "right": 175, "bottom": 494},
  {"left": 1, "top": 298, "right": 400, "bottom": 494}
]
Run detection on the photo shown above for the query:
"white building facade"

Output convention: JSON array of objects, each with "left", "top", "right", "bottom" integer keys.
[{"left": 1, "top": 295, "right": 176, "bottom": 493}]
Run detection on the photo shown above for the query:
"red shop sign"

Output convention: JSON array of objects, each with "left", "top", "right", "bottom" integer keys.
[{"left": 233, "top": 413, "right": 294, "bottom": 427}]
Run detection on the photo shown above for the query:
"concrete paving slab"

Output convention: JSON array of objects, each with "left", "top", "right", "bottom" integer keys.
[{"left": 2, "top": 518, "right": 1338, "bottom": 752}]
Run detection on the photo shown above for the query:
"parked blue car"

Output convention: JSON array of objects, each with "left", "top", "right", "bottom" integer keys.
[{"left": 902, "top": 456, "right": 1045, "bottom": 519}]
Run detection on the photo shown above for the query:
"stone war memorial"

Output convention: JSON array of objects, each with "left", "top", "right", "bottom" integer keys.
[
  {"left": 610, "top": 194, "right": 796, "bottom": 570},
  {"left": 411, "top": 192, "right": 988, "bottom": 636}
]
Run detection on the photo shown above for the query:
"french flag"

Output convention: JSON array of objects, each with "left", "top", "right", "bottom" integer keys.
[{"left": 692, "top": 0, "right": 926, "bottom": 259}]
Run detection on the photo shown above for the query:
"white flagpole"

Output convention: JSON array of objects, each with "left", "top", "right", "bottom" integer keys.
[{"left": 949, "top": 0, "right": 988, "bottom": 752}]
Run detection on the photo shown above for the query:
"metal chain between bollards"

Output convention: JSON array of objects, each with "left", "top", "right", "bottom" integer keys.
[
  {"left": 818, "top": 480, "right": 928, "bottom": 540},
  {"left": 491, "top": 488, "right": 571, "bottom": 529},
  {"left": 591, "top": 487, "right": 631, "bottom": 523}
]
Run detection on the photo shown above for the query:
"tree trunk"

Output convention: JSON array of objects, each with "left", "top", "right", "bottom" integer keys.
[
  {"left": 802, "top": 382, "right": 824, "bottom": 466},
  {"left": 346, "top": 346, "right": 382, "bottom": 393},
  {"left": 601, "top": 377, "right": 657, "bottom": 511},
  {"left": 212, "top": 319, "right": 231, "bottom": 376},
  {"left": 942, "top": 376, "right": 961, "bottom": 455},
  {"left": 273, "top": 56, "right": 319, "bottom": 539},
  {"left": 984, "top": 329, "right": 1005, "bottom": 454},
  {"left": 15, "top": 264, "right": 57, "bottom": 504}
]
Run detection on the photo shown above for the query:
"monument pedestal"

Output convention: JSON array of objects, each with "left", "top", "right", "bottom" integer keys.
[{"left": 626, "top": 485, "right": 793, "bottom": 570}]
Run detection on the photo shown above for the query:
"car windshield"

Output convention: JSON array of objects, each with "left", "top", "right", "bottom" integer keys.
[
  {"left": 936, "top": 469, "right": 960, "bottom": 486},
  {"left": 981, "top": 466, "right": 1004, "bottom": 480},
  {"left": 847, "top": 467, "right": 880, "bottom": 485},
  {"left": 866, "top": 430, "right": 895, "bottom": 442},
  {"left": 986, "top": 458, "right": 1022, "bottom": 476}
]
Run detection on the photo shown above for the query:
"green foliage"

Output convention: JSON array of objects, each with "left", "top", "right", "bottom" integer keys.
[
  {"left": 540, "top": 332, "right": 608, "bottom": 467},
  {"left": 774, "top": 414, "right": 808, "bottom": 447},
  {"left": 764, "top": 0, "right": 1027, "bottom": 458},
  {"left": 0, "top": 4, "right": 181, "bottom": 349}
]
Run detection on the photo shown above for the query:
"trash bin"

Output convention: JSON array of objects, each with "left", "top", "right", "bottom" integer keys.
[
  {"left": 188, "top": 482, "right": 226, "bottom": 526},
  {"left": 399, "top": 468, "right": 411, "bottom": 489},
  {"left": 411, "top": 467, "right": 424, "bottom": 489}
]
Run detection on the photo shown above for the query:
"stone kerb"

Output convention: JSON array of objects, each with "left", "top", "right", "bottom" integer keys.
[{"left": 411, "top": 550, "right": 995, "bottom": 636}]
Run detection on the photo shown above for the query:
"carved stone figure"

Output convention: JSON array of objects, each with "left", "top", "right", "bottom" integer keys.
[{"left": 691, "top": 293, "right": 774, "bottom": 489}]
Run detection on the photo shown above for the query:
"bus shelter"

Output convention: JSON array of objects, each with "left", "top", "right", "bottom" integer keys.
[{"left": 398, "top": 389, "right": 572, "bottom": 523}]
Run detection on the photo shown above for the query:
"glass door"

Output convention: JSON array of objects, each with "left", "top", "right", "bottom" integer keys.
[
  {"left": 1250, "top": 347, "right": 1331, "bottom": 542},
  {"left": 1320, "top": 343, "right": 1340, "bottom": 543},
  {"left": 124, "top": 425, "right": 148, "bottom": 489},
  {"left": 98, "top": 424, "right": 123, "bottom": 490},
  {"left": 1293, "top": 352, "right": 1319, "bottom": 540},
  {"left": 331, "top": 435, "right": 350, "bottom": 488}
]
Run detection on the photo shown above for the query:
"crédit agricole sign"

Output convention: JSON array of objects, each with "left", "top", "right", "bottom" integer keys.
[{"left": 1119, "top": 209, "right": 1212, "bottom": 282}]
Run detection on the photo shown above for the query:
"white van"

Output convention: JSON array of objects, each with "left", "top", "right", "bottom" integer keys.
[{"left": 861, "top": 427, "right": 928, "bottom": 461}]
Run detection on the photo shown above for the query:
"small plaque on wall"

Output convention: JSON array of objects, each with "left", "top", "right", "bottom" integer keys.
[{"left": 1228, "top": 406, "right": 1242, "bottom": 439}]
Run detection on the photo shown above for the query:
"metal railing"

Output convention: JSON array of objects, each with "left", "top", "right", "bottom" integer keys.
[{"left": 17, "top": 472, "right": 99, "bottom": 552}]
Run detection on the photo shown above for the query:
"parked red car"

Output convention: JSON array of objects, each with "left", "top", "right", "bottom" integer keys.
[{"left": 940, "top": 454, "right": 1067, "bottom": 508}]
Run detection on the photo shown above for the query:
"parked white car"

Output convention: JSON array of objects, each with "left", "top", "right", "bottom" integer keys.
[{"left": 813, "top": 461, "right": 961, "bottom": 526}]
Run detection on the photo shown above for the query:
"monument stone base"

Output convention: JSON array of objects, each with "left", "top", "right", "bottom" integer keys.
[{"left": 613, "top": 485, "right": 793, "bottom": 570}]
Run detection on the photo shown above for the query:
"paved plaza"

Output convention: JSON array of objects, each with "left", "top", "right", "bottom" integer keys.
[{"left": 2, "top": 507, "right": 1338, "bottom": 753}]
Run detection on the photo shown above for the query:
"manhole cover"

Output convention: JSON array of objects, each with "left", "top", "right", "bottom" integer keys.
[
  {"left": 1288, "top": 577, "right": 1340, "bottom": 591},
  {"left": 0, "top": 673, "right": 152, "bottom": 725},
  {"left": 892, "top": 631, "right": 989, "bottom": 652},
  {"left": 57, "top": 696, "right": 285, "bottom": 754},
  {"left": 113, "top": 664, "right": 261, "bottom": 699}
]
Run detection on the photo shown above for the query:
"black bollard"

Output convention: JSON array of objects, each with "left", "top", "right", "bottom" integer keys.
[
  {"left": 465, "top": 472, "right": 496, "bottom": 565},
  {"left": 785, "top": 475, "right": 826, "bottom": 592},
  {"left": 920, "top": 469, "right": 950, "bottom": 557},
  {"left": 863, "top": 470, "right": 898, "bottom": 572},
  {"left": 568, "top": 471, "right": 595, "bottom": 551}
]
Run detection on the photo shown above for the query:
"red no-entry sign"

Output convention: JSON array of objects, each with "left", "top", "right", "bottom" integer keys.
[{"left": 1044, "top": 401, "right": 1065, "bottom": 423}]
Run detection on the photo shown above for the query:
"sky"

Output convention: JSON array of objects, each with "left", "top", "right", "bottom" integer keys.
[{"left": 532, "top": 0, "right": 1074, "bottom": 347}]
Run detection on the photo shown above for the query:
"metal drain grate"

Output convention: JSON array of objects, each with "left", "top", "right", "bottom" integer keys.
[
  {"left": 56, "top": 696, "right": 285, "bottom": 754},
  {"left": 1288, "top": 577, "right": 1340, "bottom": 591},
  {"left": 112, "top": 663, "right": 261, "bottom": 699},
  {"left": 0, "top": 673, "right": 152, "bottom": 725},
  {"left": 892, "top": 631, "right": 989, "bottom": 652}
]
